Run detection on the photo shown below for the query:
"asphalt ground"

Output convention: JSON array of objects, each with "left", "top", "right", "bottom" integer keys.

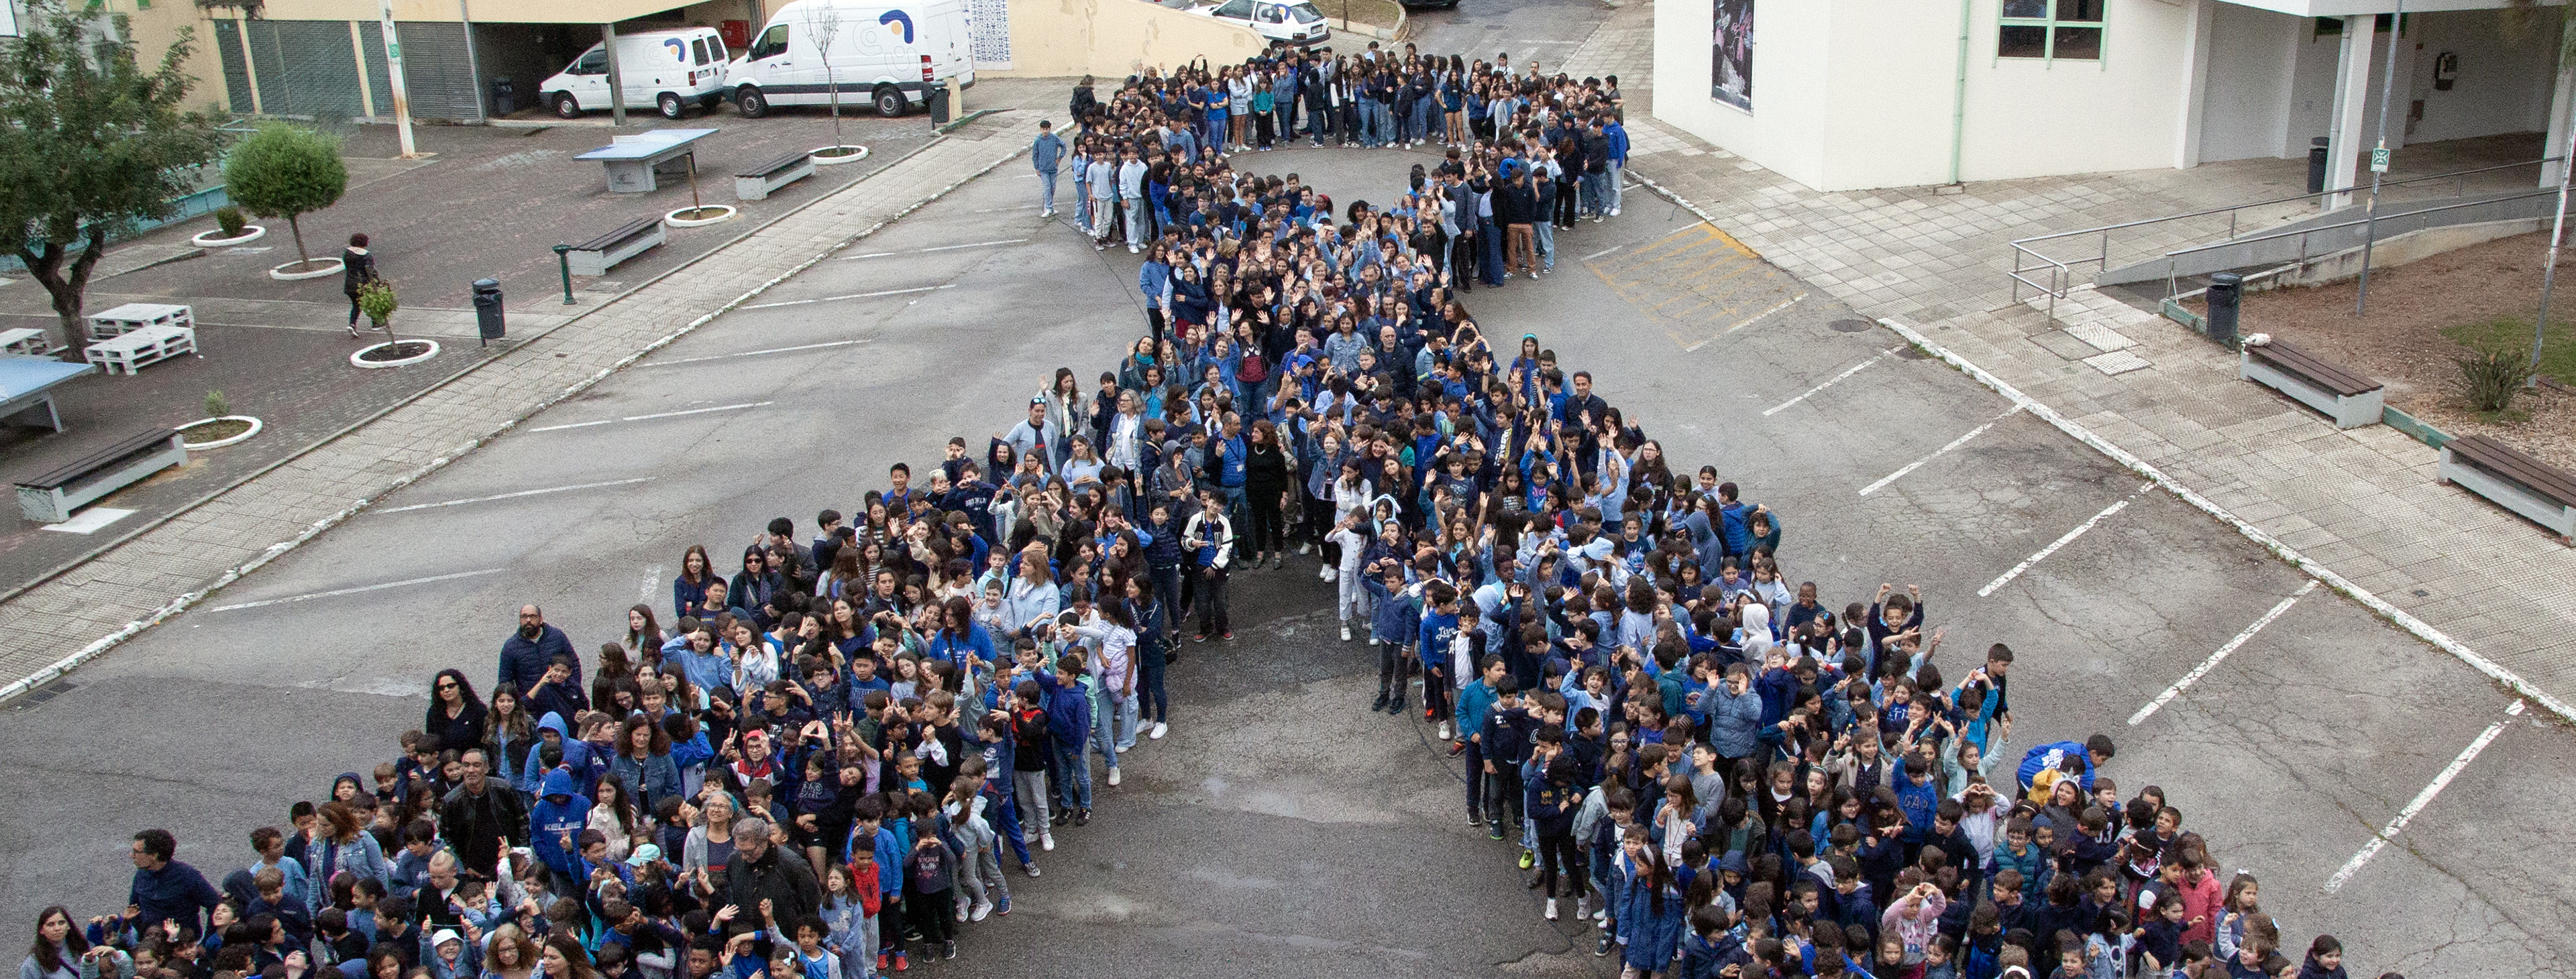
[{"left": 3, "top": 113, "right": 2571, "bottom": 979}]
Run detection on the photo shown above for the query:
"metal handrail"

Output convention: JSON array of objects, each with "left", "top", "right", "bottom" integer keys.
[
  {"left": 2006, "top": 154, "right": 2561, "bottom": 313},
  {"left": 2155, "top": 187, "right": 2561, "bottom": 298}
]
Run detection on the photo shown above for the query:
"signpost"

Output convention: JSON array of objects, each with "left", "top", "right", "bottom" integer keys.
[{"left": 377, "top": 0, "right": 419, "bottom": 158}]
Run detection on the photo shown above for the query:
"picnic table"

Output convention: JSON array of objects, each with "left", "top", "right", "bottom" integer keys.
[
  {"left": 0, "top": 357, "right": 97, "bottom": 432},
  {"left": 574, "top": 128, "right": 720, "bottom": 193}
]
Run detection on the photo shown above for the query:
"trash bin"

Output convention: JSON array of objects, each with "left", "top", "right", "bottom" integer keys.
[
  {"left": 492, "top": 77, "right": 516, "bottom": 118},
  {"left": 928, "top": 85, "right": 951, "bottom": 125},
  {"left": 2206, "top": 272, "right": 2242, "bottom": 347},
  {"left": 472, "top": 278, "right": 506, "bottom": 346},
  {"left": 2307, "top": 137, "right": 2328, "bottom": 194}
]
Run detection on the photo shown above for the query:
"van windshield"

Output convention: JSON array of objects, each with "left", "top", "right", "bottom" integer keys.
[{"left": 1287, "top": 2, "right": 1322, "bottom": 21}]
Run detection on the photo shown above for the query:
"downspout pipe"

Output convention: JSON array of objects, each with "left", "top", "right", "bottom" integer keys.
[{"left": 1950, "top": 0, "right": 1972, "bottom": 186}]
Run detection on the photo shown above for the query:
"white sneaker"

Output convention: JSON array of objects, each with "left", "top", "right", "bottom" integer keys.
[
  {"left": 1150, "top": 722, "right": 1167, "bottom": 740},
  {"left": 1545, "top": 898, "right": 1560, "bottom": 921},
  {"left": 1368, "top": 634, "right": 1381, "bottom": 646},
  {"left": 1128, "top": 244, "right": 1140, "bottom": 254},
  {"left": 1041, "top": 833, "right": 1056, "bottom": 852},
  {"left": 1041, "top": 208, "right": 1055, "bottom": 217},
  {"left": 1322, "top": 567, "right": 1338, "bottom": 583},
  {"left": 1108, "top": 766, "right": 1122, "bottom": 787},
  {"left": 1438, "top": 721, "right": 1454, "bottom": 740},
  {"left": 955, "top": 899, "right": 970, "bottom": 920},
  {"left": 1299, "top": 542, "right": 1313, "bottom": 555},
  {"left": 1610, "top": 208, "right": 1621, "bottom": 217},
  {"left": 969, "top": 901, "right": 992, "bottom": 922},
  {"left": 1341, "top": 624, "right": 1353, "bottom": 642}
]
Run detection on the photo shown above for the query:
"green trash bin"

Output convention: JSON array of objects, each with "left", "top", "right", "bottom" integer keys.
[{"left": 928, "top": 85, "right": 951, "bottom": 125}]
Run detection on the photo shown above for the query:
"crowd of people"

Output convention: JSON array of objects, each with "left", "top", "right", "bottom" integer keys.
[{"left": 26, "top": 44, "right": 2394, "bottom": 979}]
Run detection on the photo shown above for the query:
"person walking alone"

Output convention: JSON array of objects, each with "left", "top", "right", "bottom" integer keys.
[
  {"left": 341, "top": 233, "right": 380, "bottom": 337},
  {"left": 1031, "top": 120, "right": 1067, "bottom": 219}
]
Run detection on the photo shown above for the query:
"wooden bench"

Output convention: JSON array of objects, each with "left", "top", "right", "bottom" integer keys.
[
  {"left": 86, "top": 302, "right": 193, "bottom": 341},
  {"left": 733, "top": 150, "right": 816, "bottom": 203},
  {"left": 566, "top": 217, "right": 667, "bottom": 278},
  {"left": 84, "top": 323, "right": 197, "bottom": 376},
  {"left": 15, "top": 428, "right": 186, "bottom": 522},
  {"left": 2239, "top": 337, "right": 2383, "bottom": 428},
  {"left": 2440, "top": 433, "right": 2576, "bottom": 545}
]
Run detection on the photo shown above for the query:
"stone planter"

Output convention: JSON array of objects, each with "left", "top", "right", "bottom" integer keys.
[
  {"left": 811, "top": 146, "right": 870, "bottom": 166},
  {"left": 352, "top": 338, "right": 439, "bottom": 368},
  {"left": 665, "top": 205, "right": 738, "bottom": 228},
  {"left": 270, "top": 257, "right": 345, "bottom": 281},
  {"left": 193, "top": 226, "right": 267, "bottom": 248},
  {"left": 176, "top": 415, "right": 263, "bottom": 449}
]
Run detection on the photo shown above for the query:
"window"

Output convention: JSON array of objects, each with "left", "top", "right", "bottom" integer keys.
[
  {"left": 1288, "top": 3, "right": 1322, "bottom": 23},
  {"left": 690, "top": 38, "right": 709, "bottom": 66},
  {"left": 1212, "top": 0, "right": 1256, "bottom": 20},
  {"left": 1999, "top": 0, "right": 2102, "bottom": 62},
  {"left": 749, "top": 24, "right": 789, "bottom": 61},
  {"left": 572, "top": 48, "right": 609, "bottom": 75},
  {"left": 1258, "top": 4, "right": 1285, "bottom": 23}
]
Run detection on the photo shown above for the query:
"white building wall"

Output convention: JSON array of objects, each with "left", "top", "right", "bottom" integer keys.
[
  {"left": 1955, "top": 0, "right": 2198, "bottom": 183},
  {"left": 2200, "top": 2, "right": 2304, "bottom": 162},
  {"left": 2405, "top": 7, "right": 2560, "bottom": 143},
  {"left": 1650, "top": 0, "right": 1835, "bottom": 188}
]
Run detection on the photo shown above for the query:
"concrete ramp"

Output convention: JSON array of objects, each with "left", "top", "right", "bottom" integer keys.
[{"left": 2095, "top": 189, "right": 2559, "bottom": 289}]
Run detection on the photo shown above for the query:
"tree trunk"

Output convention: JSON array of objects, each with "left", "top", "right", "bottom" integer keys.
[
  {"left": 14, "top": 227, "right": 109, "bottom": 352},
  {"left": 287, "top": 214, "right": 311, "bottom": 266}
]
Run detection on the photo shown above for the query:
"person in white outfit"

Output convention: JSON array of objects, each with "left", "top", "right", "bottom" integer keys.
[{"left": 1328, "top": 511, "right": 1372, "bottom": 642}]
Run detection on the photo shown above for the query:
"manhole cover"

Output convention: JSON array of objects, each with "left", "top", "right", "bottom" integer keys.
[{"left": 1829, "top": 319, "right": 1872, "bottom": 333}]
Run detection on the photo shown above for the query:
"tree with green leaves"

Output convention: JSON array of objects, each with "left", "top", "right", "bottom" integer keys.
[
  {"left": 0, "top": 0, "right": 227, "bottom": 345},
  {"left": 225, "top": 122, "right": 349, "bottom": 269}
]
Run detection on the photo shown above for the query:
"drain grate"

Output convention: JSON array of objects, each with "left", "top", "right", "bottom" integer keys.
[
  {"left": 1828, "top": 319, "right": 1872, "bottom": 333},
  {"left": 16, "top": 679, "right": 76, "bottom": 706}
]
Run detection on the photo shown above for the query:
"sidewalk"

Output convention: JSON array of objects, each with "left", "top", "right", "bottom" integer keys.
[
  {"left": 0, "top": 97, "right": 1053, "bottom": 700},
  {"left": 1564, "top": 0, "right": 2576, "bottom": 715}
]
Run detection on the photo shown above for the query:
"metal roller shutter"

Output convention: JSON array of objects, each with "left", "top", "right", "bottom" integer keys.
[
  {"left": 392, "top": 22, "right": 484, "bottom": 121},
  {"left": 250, "top": 19, "right": 365, "bottom": 121},
  {"left": 211, "top": 19, "right": 254, "bottom": 113}
]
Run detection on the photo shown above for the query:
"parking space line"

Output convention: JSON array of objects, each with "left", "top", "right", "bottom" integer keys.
[
  {"left": 1860, "top": 405, "right": 2021, "bottom": 495},
  {"left": 205, "top": 567, "right": 506, "bottom": 613},
  {"left": 378, "top": 477, "right": 657, "bottom": 514},
  {"left": 2324, "top": 700, "right": 2524, "bottom": 893},
  {"left": 642, "top": 339, "right": 871, "bottom": 367},
  {"left": 528, "top": 400, "right": 773, "bottom": 433},
  {"left": 2129, "top": 581, "right": 2318, "bottom": 725},
  {"left": 1582, "top": 245, "right": 1624, "bottom": 262},
  {"left": 742, "top": 284, "right": 953, "bottom": 310},
  {"left": 1763, "top": 346, "right": 1900, "bottom": 416},
  {"left": 837, "top": 239, "right": 1026, "bottom": 260},
  {"left": 1978, "top": 481, "right": 2153, "bottom": 597}
]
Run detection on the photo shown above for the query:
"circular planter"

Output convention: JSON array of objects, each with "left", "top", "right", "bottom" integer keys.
[
  {"left": 270, "top": 257, "right": 345, "bottom": 281},
  {"left": 665, "top": 205, "right": 737, "bottom": 228},
  {"left": 176, "top": 415, "right": 263, "bottom": 449},
  {"left": 193, "top": 225, "right": 267, "bottom": 248},
  {"left": 810, "top": 145, "right": 870, "bottom": 166},
  {"left": 352, "top": 339, "right": 439, "bottom": 368}
]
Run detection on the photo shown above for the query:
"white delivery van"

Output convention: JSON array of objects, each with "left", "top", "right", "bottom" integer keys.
[
  {"left": 1191, "top": 0, "right": 1330, "bottom": 47},
  {"left": 728, "top": 0, "right": 975, "bottom": 119},
  {"left": 541, "top": 27, "right": 732, "bottom": 119}
]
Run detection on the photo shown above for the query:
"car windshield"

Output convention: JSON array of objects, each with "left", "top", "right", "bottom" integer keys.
[{"left": 1287, "top": 2, "right": 1322, "bottom": 21}]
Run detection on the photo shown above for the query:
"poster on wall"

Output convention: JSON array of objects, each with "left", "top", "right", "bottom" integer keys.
[
  {"left": 968, "top": 0, "right": 1012, "bottom": 70},
  {"left": 1711, "top": 0, "right": 1752, "bottom": 111}
]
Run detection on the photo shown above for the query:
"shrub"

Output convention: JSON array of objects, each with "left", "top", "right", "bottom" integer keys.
[
  {"left": 356, "top": 280, "right": 397, "bottom": 328},
  {"left": 223, "top": 122, "right": 347, "bottom": 266},
  {"left": 213, "top": 205, "right": 246, "bottom": 237},
  {"left": 203, "top": 390, "right": 229, "bottom": 418},
  {"left": 2455, "top": 343, "right": 2532, "bottom": 414}
]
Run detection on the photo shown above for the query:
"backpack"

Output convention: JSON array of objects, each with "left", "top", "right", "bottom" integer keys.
[{"left": 1235, "top": 349, "right": 1269, "bottom": 384}]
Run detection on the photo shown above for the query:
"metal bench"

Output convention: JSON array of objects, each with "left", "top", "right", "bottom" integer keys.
[
  {"left": 15, "top": 428, "right": 186, "bottom": 522},
  {"left": 566, "top": 217, "right": 668, "bottom": 278},
  {"left": 86, "top": 302, "right": 193, "bottom": 341},
  {"left": 733, "top": 150, "right": 816, "bottom": 203},
  {"left": 2439, "top": 433, "right": 2576, "bottom": 545},
  {"left": 2239, "top": 337, "right": 2383, "bottom": 428},
  {"left": 85, "top": 323, "right": 197, "bottom": 376}
]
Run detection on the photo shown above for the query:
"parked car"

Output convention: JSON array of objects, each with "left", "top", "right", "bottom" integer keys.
[
  {"left": 539, "top": 27, "right": 731, "bottom": 119},
  {"left": 1190, "top": 0, "right": 1332, "bottom": 47},
  {"left": 728, "top": 0, "right": 976, "bottom": 118}
]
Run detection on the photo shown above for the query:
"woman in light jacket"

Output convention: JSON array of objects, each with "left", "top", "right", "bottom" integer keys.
[{"left": 23, "top": 907, "right": 87, "bottom": 979}]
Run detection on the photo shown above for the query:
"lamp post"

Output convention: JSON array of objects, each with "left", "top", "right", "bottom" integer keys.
[{"left": 2354, "top": 0, "right": 2403, "bottom": 316}]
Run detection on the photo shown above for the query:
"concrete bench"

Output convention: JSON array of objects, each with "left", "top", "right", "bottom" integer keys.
[
  {"left": 2440, "top": 433, "right": 2576, "bottom": 545},
  {"left": 84, "top": 323, "right": 197, "bottom": 376},
  {"left": 566, "top": 217, "right": 667, "bottom": 278},
  {"left": 733, "top": 150, "right": 815, "bottom": 203},
  {"left": 2240, "top": 337, "right": 2383, "bottom": 428},
  {"left": 15, "top": 428, "right": 186, "bottom": 522}
]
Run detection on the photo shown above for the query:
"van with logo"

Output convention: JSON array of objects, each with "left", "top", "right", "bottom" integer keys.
[
  {"left": 728, "top": 0, "right": 975, "bottom": 118},
  {"left": 540, "top": 26, "right": 732, "bottom": 119}
]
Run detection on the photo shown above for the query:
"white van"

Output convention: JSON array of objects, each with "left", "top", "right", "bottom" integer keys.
[
  {"left": 1191, "top": 0, "right": 1329, "bottom": 47},
  {"left": 541, "top": 27, "right": 732, "bottom": 119},
  {"left": 728, "top": 0, "right": 975, "bottom": 119}
]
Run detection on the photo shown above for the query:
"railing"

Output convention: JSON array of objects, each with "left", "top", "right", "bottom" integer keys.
[
  {"left": 2006, "top": 155, "right": 2561, "bottom": 321},
  {"left": 2150, "top": 188, "right": 2559, "bottom": 299}
]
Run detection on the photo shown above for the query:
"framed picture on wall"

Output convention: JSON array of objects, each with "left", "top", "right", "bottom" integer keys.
[{"left": 1712, "top": 0, "right": 1752, "bottom": 111}]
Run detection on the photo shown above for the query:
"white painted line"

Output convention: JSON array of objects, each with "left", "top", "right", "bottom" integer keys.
[
  {"left": 376, "top": 477, "right": 657, "bottom": 514},
  {"left": 1582, "top": 245, "right": 1624, "bottom": 262},
  {"left": 528, "top": 401, "right": 773, "bottom": 433},
  {"left": 2324, "top": 700, "right": 2524, "bottom": 893},
  {"left": 640, "top": 565, "right": 663, "bottom": 603},
  {"left": 1860, "top": 406, "right": 2021, "bottom": 496},
  {"left": 205, "top": 567, "right": 506, "bottom": 612},
  {"left": 1518, "top": 39, "right": 1583, "bottom": 44},
  {"left": 837, "top": 238, "right": 1026, "bottom": 260},
  {"left": 642, "top": 339, "right": 871, "bottom": 367},
  {"left": 1762, "top": 346, "right": 1900, "bottom": 416},
  {"left": 975, "top": 205, "right": 1040, "bottom": 213},
  {"left": 1978, "top": 481, "right": 2152, "bottom": 597},
  {"left": 742, "top": 284, "right": 953, "bottom": 310},
  {"left": 40, "top": 508, "right": 137, "bottom": 534},
  {"left": 1876, "top": 316, "right": 2576, "bottom": 725},
  {"left": 1688, "top": 292, "right": 1809, "bottom": 351},
  {"left": 2130, "top": 580, "right": 2318, "bottom": 726}
]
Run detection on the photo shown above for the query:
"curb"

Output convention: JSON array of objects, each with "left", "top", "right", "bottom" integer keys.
[
  {"left": 0, "top": 131, "right": 1034, "bottom": 706},
  {"left": 937, "top": 109, "right": 1001, "bottom": 135},
  {"left": 1873, "top": 314, "right": 2576, "bottom": 724}
]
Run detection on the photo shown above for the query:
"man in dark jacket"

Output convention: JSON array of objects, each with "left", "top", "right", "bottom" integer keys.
[
  {"left": 723, "top": 817, "right": 822, "bottom": 925},
  {"left": 499, "top": 605, "right": 578, "bottom": 696},
  {"left": 127, "top": 829, "right": 223, "bottom": 932},
  {"left": 439, "top": 749, "right": 529, "bottom": 880},
  {"left": 1496, "top": 168, "right": 1540, "bottom": 280}
]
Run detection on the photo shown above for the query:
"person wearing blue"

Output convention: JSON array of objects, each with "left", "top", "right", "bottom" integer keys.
[
  {"left": 2017, "top": 734, "right": 2117, "bottom": 801},
  {"left": 1030, "top": 120, "right": 1065, "bottom": 218},
  {"left": 125, "top": 829, "right": 222, "bottom": 933},
  {"left": 528, "top": 768, "right": 594, "bottom": 892},
  {"left": 498, "top": 604, "right": 578, "bottom": 697}
]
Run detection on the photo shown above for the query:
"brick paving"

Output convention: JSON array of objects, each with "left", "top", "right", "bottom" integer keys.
[
  {"left": 1565, "top": 0, "right": 2576, "bottom": 715},
  {"left": 0, "top": 103, "right": 1050, "bottom": 700}
]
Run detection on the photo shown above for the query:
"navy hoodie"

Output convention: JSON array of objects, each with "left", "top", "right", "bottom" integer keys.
[{"left": 528, "top": 768, "right": 592, "bottom": 880}]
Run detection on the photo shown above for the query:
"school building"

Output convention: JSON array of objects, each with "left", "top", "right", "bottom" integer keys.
[{"left": 1654, "top": 0, "right": 2575, "bottom": 193}]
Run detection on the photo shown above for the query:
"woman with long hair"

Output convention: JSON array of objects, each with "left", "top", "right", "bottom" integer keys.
[
  {"left": 592, "top": 643, "right": 635, "bottom": 714},
  {"left": 680, "top": 793, "right": 737, "bottom": 897},
  {"left": 480, "top": 925, "right": 538, "bottom": 979},
  {"left": 1242, "top": 420, "right": 1290, "bottom": 570},
  {"left": 534, "top": 936, "right": 596, "bottom": 979},
  {"left": 482, "top": 685, "right": 536, "bottom": 787},
  {"left": 609, "top": 715, "right": 678, "bottom": 815},
  {"left": 425, "top": 670, "right": 487, "bottom": 754},
  {"left": 673, "top": 545, "right": 714, "bottom": 622},
  {"left": 624, "top": 605, "right": 664, "bottom": 657},
  {"left": 588, "top": 774, "right": 641, "bottom": 866},
  {"left": 311, "top": 801, "right": 389, "bottom": 888},
  {"left": 23, "top": 907, "right": 88, "bottom": 979}
]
